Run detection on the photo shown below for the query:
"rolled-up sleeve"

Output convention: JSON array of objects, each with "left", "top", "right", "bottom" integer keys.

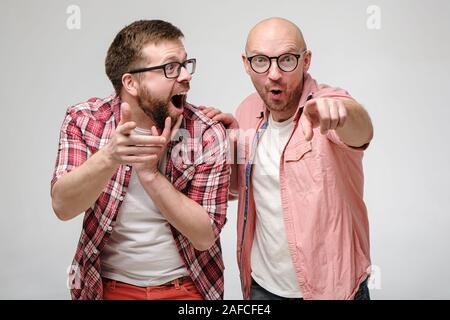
[
  {"left": 187, "top": 123, "right": 231, "bottom": 238},
  {"left": 51, "top": 110, "right": 88, "bottom": 190}
]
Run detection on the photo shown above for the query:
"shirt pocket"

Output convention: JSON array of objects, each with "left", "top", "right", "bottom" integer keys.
[
  {"left": 284, "top": 141, "right": 312, "bottom": 162},
  {"left": 283, "top": 140, "right": 322, "bottom": 186}
]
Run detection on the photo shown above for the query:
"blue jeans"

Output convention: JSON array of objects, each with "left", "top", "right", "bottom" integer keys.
[{"left": 250, "top": 277, "right": 370, "bottom": 300}]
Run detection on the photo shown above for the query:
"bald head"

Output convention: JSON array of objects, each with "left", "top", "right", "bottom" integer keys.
[{"left": 245, "top": 17, "right": 306, "bottom": 54}]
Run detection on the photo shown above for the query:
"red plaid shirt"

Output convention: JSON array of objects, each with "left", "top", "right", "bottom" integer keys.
[{"left": 51, "top": 94, "right": 230, "bottom": 300}]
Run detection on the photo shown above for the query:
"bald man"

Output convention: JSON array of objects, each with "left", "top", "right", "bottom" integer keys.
[{"left": 201, "top": 18, "right": 373, "bottom": 300}]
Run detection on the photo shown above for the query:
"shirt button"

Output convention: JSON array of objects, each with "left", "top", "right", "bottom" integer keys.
[
  {"left": 93, "top": 248, "right": 98, "bottom": 255},
  {"left": 107, "top": 226, "right": 113, "bottom": 232},
  {"left": 182, "top": 164, "right": 187, "bottom": 169},
  {"left": 119, "top": 196, "right": 124, "bottom": 201},
  {"left": 125, "top": 166, "right": 131, "bottom": 171}
]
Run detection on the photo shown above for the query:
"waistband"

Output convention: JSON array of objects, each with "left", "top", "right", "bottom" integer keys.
[{"left": 102, "top": 276, "right": 192, "bottom": 288}]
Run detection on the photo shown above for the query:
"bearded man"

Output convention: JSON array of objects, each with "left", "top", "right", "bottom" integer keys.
[{"left": 50, "top": 20, "right": 230, "bottom": 300}]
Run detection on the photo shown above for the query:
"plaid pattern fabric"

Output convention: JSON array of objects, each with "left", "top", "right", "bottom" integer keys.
[{"left": 51, "top": 94, "right": 230, "bottom": 300}]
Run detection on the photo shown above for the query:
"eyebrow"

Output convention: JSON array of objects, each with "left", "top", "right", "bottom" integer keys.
[{"left": 247, "top": 47, "right": 301, "bottom": 56}]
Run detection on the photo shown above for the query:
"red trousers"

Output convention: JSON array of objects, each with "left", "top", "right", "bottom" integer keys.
[{"left": 102, "top": 277, "right": 203, "bottom": 300}]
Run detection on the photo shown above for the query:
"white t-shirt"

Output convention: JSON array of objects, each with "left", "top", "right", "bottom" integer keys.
[
  {"left": 251, "top": 114, "right": 302, "bottom": 298},
  {"left": 100, "top": 127, "right": 188, "bottom": 286}
]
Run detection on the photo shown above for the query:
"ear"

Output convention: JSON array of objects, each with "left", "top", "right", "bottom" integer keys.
[
  {"left": 302, "top": 50, "right": 312, "bottom": 73},
  {"left": 121, "top": 73, "right": 139, "bottom": 97},
  {"left": 242, "top": 53, "right": 251, "bottom": 75}
]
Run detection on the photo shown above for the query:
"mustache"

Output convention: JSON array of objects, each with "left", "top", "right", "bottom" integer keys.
[
  {"left": 176, "top": 83, "right": 190, "bottom": 93},
  {"left": 265, "top": 82, "right": 285, "bottom": 91}
]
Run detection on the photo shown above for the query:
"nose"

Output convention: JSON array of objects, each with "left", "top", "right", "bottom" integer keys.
[
  {"left": 177, "top": 65, "right": 192, "bottom": 82},
  {"left": 267, "top": 62, "right": 282, "bottom": 81}
]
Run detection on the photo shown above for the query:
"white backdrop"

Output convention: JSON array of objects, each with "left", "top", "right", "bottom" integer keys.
[{"left": 1, "top": 0, "right": 450, "bottom": 299}]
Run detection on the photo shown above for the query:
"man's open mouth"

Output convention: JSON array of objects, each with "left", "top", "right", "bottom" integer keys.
[
  {"left": 171, "top": 92, "right": 187, "bottom": 109},
  {"left": 270, "top": 89, "right": 282, "bottom": 96}
]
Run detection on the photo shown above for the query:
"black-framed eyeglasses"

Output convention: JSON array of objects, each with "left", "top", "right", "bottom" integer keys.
[
  {"left": 246, "top": 50, "right": 307, "bottom": 74},
  {"left": 127, "top": 58, "right": 196, "bottom": 79}
]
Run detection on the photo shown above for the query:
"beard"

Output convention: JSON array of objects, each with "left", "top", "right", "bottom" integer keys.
[
  {"left": 137, "top": 85, "right": 177, "bottom": 131},
  {"left": 257, "top": 79, "right": 304, "bottom": 115}
]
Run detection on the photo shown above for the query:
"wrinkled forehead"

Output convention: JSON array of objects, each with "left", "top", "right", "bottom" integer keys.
[{"left": 140, "top": 38, "right": 187, "bottom": 64}]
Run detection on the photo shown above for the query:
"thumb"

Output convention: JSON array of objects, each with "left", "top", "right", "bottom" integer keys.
[
  {"left": 161, "top": 117, "right": 172, "bottom": 142},
  {"left": 119, "top": 102, "right": 131, "bottom": 125},
  {"left": 300, "top": 113, "right": 314, "bottom": 141}
]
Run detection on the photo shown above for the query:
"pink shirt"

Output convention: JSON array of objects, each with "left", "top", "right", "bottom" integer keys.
[{"left": 235, "top": 73, "right": 371, "bottom": 300}]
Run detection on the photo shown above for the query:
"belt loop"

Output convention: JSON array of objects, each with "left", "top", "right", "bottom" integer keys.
[
  {"left": 110, "top": 279, "right": 116, "bottom": 290},
  {"left": 174, "top": 278, "right": 180, "bottom": 289}
]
